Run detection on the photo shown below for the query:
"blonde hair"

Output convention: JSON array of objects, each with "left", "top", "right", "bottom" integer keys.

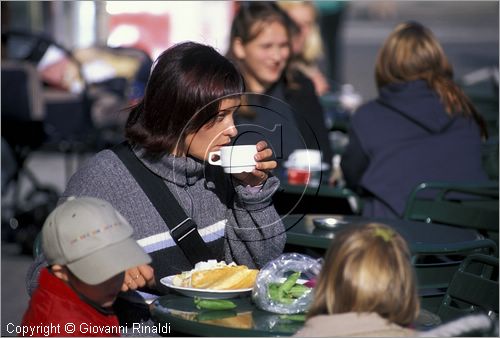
[
  {"left": 375, "top": 21, "right": 487, "bottom": 138},
  {"left": 278, "top": 1, "right": 324, "bottom": 64},
  {"left": 307, "top": 222, "right": 420, "bottom": 327}
]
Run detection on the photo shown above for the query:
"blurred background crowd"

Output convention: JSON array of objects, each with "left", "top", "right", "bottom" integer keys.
[{"left": 1, "top": 1, "right": 498, "bottom": 335}]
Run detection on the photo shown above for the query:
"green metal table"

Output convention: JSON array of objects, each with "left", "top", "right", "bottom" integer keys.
[
  {"left": 150, "top": 294, "right": 303, "bottom": 337},
  {"left": 283, "top": 214, "right": 485, "bottom": 253},
  {"left": 150, "top": 215, "right": 495, "bottom": 336},
  {"left": 282, "top": 214, "right": 497, "bottom": 314}
]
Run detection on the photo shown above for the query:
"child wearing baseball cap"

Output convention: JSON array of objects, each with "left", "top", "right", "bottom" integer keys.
[{"left": 21, "top": 197, "right": 151, "bottom": 337}]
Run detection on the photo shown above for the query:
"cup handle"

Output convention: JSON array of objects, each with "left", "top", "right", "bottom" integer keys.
[{"left": 208, "top": 150, "right": 221, "bottom": 166}]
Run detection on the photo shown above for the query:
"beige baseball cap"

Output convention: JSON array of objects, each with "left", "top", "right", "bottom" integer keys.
[{"left": 42, "top": 196, "right": 151, "bottom": 285}]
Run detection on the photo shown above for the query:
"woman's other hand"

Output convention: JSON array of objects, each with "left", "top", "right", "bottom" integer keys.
[
  {"left": 232, "top": 141, "right": 277, "bottom": 187},
  {"left": 121, "top": 264, "right": 155, "bottom": 292}
]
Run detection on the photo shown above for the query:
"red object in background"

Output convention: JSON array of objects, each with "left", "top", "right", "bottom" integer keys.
[
  {"left": 108, "top": 13, "right": 170, "bottom": 57},
  {"left": 287, "top": 168, "right": 310, "bottom": 185}
]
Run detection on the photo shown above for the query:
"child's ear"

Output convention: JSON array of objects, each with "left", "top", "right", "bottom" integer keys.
[
  {"left": 233, "top": 38, "right": 246, "bottom": 60},
  {"left": 50, "top": 264, "right": 69, "bottom": 282}
]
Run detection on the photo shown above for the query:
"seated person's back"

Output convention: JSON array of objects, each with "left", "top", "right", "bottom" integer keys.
[{"left": 341, "top": 21, "right": 489, "bottom": 218}]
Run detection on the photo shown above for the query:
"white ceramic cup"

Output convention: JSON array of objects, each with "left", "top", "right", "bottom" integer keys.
[
  {"left": 286, "top": 149, "right": 322, "bottom": 170},
  {"left": 208, "top": 145, "right": 257, "bottom": 173}
]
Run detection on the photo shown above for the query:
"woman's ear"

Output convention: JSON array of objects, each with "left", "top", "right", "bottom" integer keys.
[
  {"left": 49, "top": 264, "right": 70, "bottom": 282},
  {"left": 233, "top": 38, "right": 246, "bottom": 59}
]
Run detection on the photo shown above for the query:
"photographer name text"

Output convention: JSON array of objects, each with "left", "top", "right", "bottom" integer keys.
[{"left": 6, "top": 322, "right": 171, "bottom": 336}]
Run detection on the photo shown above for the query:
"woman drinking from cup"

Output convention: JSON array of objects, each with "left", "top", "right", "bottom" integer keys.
[{"left": 26, "top": 41, "right": 285, "bottom": 330}]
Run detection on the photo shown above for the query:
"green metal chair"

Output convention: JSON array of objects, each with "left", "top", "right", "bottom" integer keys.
[
  {"left": 413, "top": 238, "right": 497, "bottom": 314},
  {"left": 403, "top": 181, "right": 499, "bottom": 246},
  {"left": 437, "top": 253, "right": 499, "bottom": 323}
]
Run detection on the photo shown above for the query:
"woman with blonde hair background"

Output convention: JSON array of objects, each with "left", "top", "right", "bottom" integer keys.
[
  {"left": 341, "top": 21, "right": 489, "bottom": 218},
  {"left": 278, "top": 1, "right": 330, "bottom": 96},
  {"left": 295, "top": 222, "right": 419, "bottom": 336},
  {"left": 227, "top": 2, "right": 333, "bottom": 183}
]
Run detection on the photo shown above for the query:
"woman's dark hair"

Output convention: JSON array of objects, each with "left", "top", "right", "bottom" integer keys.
[{"left": 125, "top": 42, "right": 245, "bottom": 156}]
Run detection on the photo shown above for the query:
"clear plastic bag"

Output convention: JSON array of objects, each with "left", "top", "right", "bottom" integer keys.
[{"left": 252, "top": 253, "right": 323, "bottom": 314}]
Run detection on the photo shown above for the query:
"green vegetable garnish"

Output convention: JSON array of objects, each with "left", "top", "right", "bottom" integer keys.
[
  {"left": 278, "top": 271, "right": 301, "bottom": 298},
  {"left": 280, "top": 314, "right": 307, "bottom": 322},
  {"left": 194, "top": 297, "right": 236, "bottom": 310},
  {"left": 267, "top": 271, "right": 311, "bottom": 304}
]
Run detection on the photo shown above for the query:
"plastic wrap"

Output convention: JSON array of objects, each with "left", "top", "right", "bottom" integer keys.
[{"left": 252, "top": 253, "right": 323, "bottom": 314}]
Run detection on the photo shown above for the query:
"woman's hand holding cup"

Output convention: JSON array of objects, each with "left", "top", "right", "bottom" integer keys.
[
  {"left": 208, "top": 141, "right": 276, "bottom": 187},
  {"left": 233, "top": 141, "right": 276, "bottom": 186}
]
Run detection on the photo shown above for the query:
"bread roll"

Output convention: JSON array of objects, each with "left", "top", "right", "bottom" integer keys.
[
  {"left": 172, "top": 260, "right": 259, "bottom": 290},
  {"left": 191, "top": 266, "right": 258, "bottom": 290}
]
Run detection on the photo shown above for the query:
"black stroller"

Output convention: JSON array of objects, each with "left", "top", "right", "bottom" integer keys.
[{"left": 1, "top": 30, "right": 152, "bottom": 254}]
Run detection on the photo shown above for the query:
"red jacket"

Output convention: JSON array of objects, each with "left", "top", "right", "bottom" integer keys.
[{"left": 21, "top": 268, "right": 120, "bottom": 337}]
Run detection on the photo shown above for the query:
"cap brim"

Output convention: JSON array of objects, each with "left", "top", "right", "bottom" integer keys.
[{"left": 67, "top": 237, "right": 151, "bottom": 285}]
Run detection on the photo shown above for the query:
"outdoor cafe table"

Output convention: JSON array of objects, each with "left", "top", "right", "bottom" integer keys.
[
  {"left": 150, "top": 293, "right": 304, "bottom": 337},
  {"left": 150, "top": 214, "right": 484, "bottom": 336},
  {"left": 283, "top": 214, "right": 481, "bottom": 252}
]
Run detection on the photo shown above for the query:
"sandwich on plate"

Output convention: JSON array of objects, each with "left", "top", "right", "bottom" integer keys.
[{"left": 172, "top": 260, "right": 259, "bottom": 290}]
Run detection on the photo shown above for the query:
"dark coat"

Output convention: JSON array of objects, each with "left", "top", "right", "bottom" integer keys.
[
  {"left": 234, "top": 72, "right": 333, "bottom": 179},
  {"left": 341, "top": 80, "right": 488, "bottom": 218}
]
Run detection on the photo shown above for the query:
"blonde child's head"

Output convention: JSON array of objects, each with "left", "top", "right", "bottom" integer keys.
[{"left": 307, "top": 222, "right": 419, "bottom": 326}]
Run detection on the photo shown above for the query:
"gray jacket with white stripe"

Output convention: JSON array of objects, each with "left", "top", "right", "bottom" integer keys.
[{"left": 26, "top": 146, "right": 285, "bottom": 309}]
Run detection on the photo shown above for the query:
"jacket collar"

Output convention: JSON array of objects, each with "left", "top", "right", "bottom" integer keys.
[
  {"left": 132, "top": 146, "right": 205, "bottom": 187},
  {"left": 38, "top": 268, "right": 115, "bottom": 316},
  {"left": 303, "top": 312, "right": 411, "bottom": 336},
  {"left": 378, "top": 80, "right": 452, "bottom": 133},
  {"left": 39, "top": 268, "right": 79, "bottom": 301}
]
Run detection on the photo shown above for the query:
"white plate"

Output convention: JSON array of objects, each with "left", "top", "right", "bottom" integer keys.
[
  {"left": 283, "top": 161, "right": 330, "bottom": 171},
  {"left": 160, "top": 275, "right": 253, "bottom": 299}
]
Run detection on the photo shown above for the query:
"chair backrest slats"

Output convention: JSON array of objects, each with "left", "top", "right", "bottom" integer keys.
[
  {"left": 437, "top": 253, "right": 499, "bottom": 323},
  {"left": 413, "top": 238, "right": 497, "bottom": 314},
  {"left": 446, "top": 271, "right": 498, "bottom": 310},
  {"left": 403, "top": 181, "right": 499, "bottom": 245}
]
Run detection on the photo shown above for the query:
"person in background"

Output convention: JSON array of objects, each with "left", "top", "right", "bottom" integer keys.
[
  {"left": 26, "top": 41, "right": 285, "bottom": 333},
  {"left": 227, "top": 1, "right": 333, "bottom": 182},
  {"left": 341, "top": 21, "right": 489, "bottom": 218},
  {"left": 21, "top": 197, "right": 151, "bottom": 337},
  {"left": 315, "top": 0, "right": 347, "bottom": 85},
  {"left": 295, "top": 222, "right": 419, "bottom": 337},
  {"left": 279, "top": 1, "right": 330, "bottom": 96}
]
